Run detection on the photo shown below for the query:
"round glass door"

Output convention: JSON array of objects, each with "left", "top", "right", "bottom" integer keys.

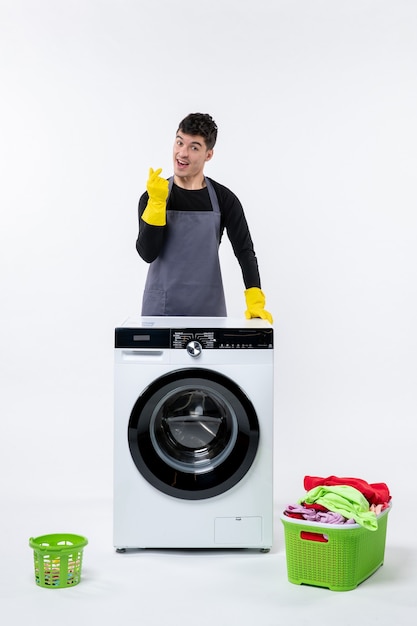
[{"left": 128, "top": 368, "right": 259, "bottom": 499}]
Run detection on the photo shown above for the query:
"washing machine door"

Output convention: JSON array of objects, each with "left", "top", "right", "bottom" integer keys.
[{"left": 128, "top": 368, "right": 260, "bottom": 500}]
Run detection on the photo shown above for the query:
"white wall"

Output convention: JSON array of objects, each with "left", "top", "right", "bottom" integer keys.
[{"left": 1, "top": 0, "right": 416, "bottom": 508}]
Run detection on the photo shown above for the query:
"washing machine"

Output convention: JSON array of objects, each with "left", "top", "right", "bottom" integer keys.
[{"left": 113, "top": 316, "right": 274, "bottom": 551}]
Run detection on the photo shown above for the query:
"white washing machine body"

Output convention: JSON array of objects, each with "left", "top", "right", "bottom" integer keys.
[{"left": 113, "top": 316, "right": 274, "bottom": 550}]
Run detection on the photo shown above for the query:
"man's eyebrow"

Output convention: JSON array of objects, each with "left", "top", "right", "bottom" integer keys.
[{"left": 176, "top": 134, "right": 203, "bottom": 147}]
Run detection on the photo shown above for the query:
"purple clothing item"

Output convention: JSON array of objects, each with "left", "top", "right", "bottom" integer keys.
[{"left": 284, "top": 504, "right": 355, "bottom": 525}]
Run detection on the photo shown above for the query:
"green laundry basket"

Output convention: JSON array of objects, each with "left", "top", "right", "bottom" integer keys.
[
  {"left": 29, "top": 533, "right": 88, "bottom": 589},
  {"left": 280, "top": 505, "right": 390, "bottom": 591}
]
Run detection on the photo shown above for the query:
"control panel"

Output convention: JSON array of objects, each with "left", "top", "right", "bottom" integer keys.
[{"left": 115, "top": 327, "right": 273, "bottom": 349}]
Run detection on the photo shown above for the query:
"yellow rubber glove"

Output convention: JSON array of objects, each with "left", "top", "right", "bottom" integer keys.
[
  {"left": 244, "top": 287, "right": 273, "bottom": 324},
  {"left": 141, "top": 167, "right": 169, "bottom": 226}
]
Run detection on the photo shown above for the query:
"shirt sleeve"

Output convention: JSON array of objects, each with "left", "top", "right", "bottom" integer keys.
[
  {"left": 211, "top": 181, "right": 262, "bottom": 289},
  {"left": 135, "top": 192, "right": 166, "bottom": 263}
]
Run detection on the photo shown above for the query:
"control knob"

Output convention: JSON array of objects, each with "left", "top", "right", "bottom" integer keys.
[{"left": 186, "top": 340, "right": 202, "bottom": 358}]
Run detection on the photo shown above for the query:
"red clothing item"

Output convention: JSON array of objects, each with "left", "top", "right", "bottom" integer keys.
[
  {"left": 283, "top": 511, "right": 305, "bottom": 520},
  {"left": 302, "top": 502, "right": 329, "bottom": 512},
  {"left": 303, "top": 475, "right": 391, "bottom": 506}
]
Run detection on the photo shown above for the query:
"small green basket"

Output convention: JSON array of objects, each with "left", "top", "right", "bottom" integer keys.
[
  {"left": 281, "top": 506, "right": 390, "bottom": 591},
  {"left": 29, "top": 533, "right": 88, "bottom": 589}
]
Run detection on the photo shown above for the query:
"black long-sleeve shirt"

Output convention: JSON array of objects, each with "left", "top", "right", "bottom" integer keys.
[{"left": 136, "top": 178, "right": 261, "bottom": 289}]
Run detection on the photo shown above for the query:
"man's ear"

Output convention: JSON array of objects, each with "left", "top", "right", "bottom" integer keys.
[{"left": 205, "top": 149, "right": 214, "bottom": 162}]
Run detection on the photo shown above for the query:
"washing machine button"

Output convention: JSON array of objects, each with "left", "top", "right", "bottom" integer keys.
[{"left": 186, "top": 340, "right": 202, "bottom": 357}]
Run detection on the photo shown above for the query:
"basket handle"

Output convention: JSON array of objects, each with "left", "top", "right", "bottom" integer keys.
[{"left": 300, "top": 530, "right": 328, "bottom": 543}]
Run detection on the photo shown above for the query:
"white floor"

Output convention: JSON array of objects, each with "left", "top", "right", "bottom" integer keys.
[{"left": 2, "top": 494, "right": 416, "bottom": 626}]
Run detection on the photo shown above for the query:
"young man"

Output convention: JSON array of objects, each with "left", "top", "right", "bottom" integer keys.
[{"left": 136, "top": 112, "right": 273, "bottom": 322}]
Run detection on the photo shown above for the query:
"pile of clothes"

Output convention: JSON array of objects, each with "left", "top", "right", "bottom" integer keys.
[{"left": 283, "top": 475, "right": 392, "bottom": 531}]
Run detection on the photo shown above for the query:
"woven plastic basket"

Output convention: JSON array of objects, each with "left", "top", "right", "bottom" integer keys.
[
  {"left": 281, "top": 506, "right": 390, "bottom": 591},
  {"left": 29, "top": 533, "right": 88, "bottom": 589}
]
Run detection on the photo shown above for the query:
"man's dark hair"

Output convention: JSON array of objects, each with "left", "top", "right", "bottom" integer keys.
[{"left": 177, "top": 113, "right": 218, "bottom": 150}]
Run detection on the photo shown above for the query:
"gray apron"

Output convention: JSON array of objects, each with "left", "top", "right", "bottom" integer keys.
[{"left": 141, "top": 177, "right": 227, "bottom": 316}]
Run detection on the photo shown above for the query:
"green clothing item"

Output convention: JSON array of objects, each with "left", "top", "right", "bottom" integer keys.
[{"left": 300, "top": 484, "right": 378, "bottom": 531}]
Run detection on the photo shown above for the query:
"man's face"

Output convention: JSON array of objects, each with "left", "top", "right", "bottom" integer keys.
[{"left": 173, "top": 131, "right": 213, "bottom": 181}]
